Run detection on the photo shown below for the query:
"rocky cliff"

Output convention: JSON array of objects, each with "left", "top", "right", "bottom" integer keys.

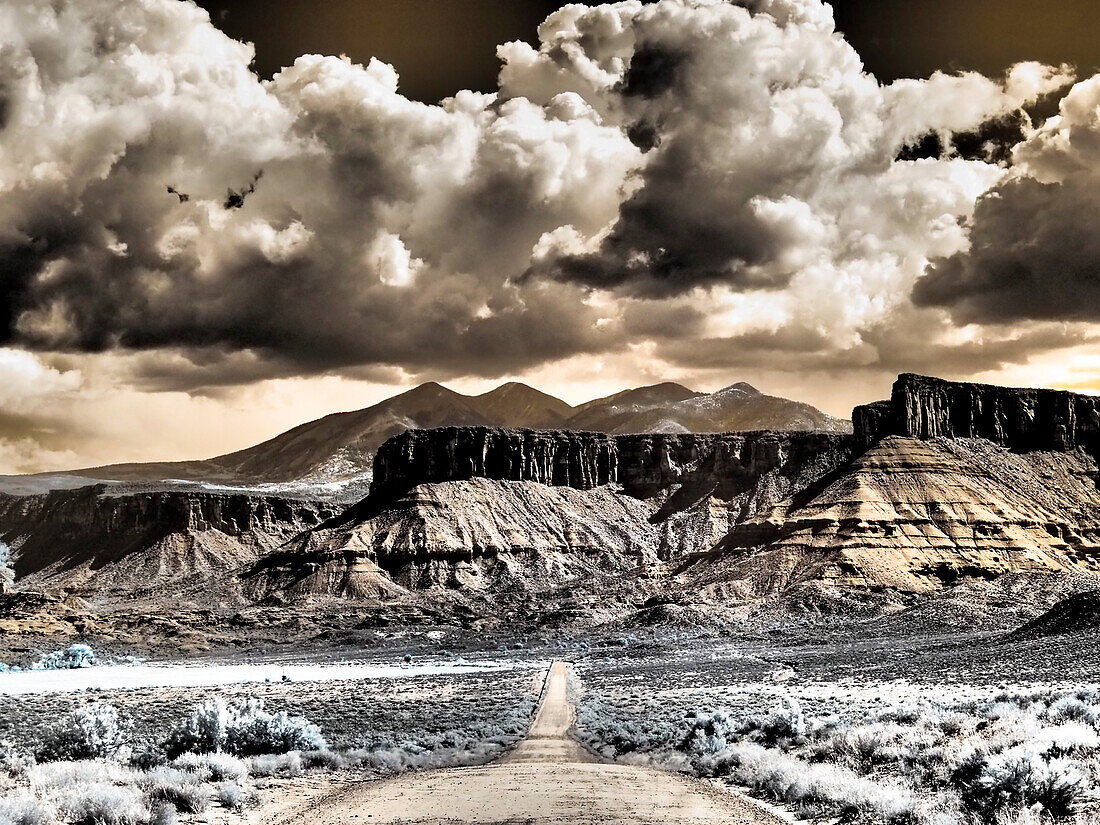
[
  {"left": 854, "top": 373, "right": 1100, "bottom": 453},
  {"left": 246, "top": 428, "right": 854, "bottom": 606},
  {"left": 369, "top": 427, "right": 851, "bottom": 502},
  {"left": 0, "top": 486, "right": 333, "bottom": 601}
]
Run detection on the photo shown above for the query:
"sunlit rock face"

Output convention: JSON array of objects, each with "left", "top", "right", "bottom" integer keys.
[{"left": 854, "top": 374, "right": 1100, "bottom": 453}]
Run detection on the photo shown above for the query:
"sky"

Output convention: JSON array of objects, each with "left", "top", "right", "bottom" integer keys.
[{"left": 2, "top": 0, "right": 1100, "bottom": 473}]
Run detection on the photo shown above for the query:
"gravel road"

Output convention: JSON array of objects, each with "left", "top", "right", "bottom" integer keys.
[{"left": 274, "top": 660, "right": 787, "bottom": 825}]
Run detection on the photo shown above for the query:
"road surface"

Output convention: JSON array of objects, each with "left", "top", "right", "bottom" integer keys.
[{"left": 277, "top": 661, "right": 785, "bottom": 825}]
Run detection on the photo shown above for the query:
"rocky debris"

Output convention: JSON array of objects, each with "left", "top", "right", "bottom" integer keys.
[
  {"left": 1009, "top": 589, "right": 1100, "bottom": 638},
  {"left": 854, "top": 373, "right": 1100, "bottom": 453}
]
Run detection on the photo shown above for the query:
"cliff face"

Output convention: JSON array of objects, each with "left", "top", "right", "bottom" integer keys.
[
  {"left": 0, "top": 487, "right": 333, "bottom": 600},
  {"left": 854, "top": 373, "right": 1100, "bottom": 453},
  {"left": 245, "top": 427, "right": 855, "bottom": 605},
  {"left": 370, "top": 428, "right": 619, "bottom": 500},
  {"left": 370, "top": 427, "right": 852, "bottom": 502}
]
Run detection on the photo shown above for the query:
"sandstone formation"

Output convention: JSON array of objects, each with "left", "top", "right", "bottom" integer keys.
[
  {"left": 370, "top": 427, "right": 851, "bottom": 502},
  {"left": 683, "top": 435, "right": 1100, "bottom": 595},
  {"left": 246, "top": 428, "right": 853, "bottom": 605},
  {"left": 854, "top": 373, "right": 1100, "bottom": 453},
  {"left": 0, "top": 486, "right": 332, "bottom": 601}
]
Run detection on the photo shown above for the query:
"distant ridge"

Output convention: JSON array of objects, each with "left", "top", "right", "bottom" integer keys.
[{"left": 21, "top": 379, "right": 848, "bottom": 489}]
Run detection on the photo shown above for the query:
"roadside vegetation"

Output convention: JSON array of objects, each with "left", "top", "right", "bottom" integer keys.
[
  {"left": 574, "top": 676, "right": 1100, "bottom": 824},
  {"left": 0, "top": 672, "right": 539, "bottom": 825}
]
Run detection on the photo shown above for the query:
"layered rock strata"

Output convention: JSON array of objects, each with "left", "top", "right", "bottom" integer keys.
[{"left": 0, "top": 486, "right": 332, "bottom": 600}]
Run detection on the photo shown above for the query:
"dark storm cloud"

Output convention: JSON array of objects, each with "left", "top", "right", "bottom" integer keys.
[
  {"left": 914, "top": 76, "right": 1100, "bottom": 325},
  {"left": 0, "top": 0, "right": 1081, "bottom": 397},
  {"left": 617, "top": 44, "right": 686, "bottom": 99},
  {"left": 654, "top": 315, "right": 1093, "bottom": 379},
  {"left": 914, "top": 178, "right": 1100, "bottom": 323}
]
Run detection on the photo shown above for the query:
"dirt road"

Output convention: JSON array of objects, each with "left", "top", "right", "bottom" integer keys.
[{"left": 277, "top": 660, "right": 786, "bottom": 825}]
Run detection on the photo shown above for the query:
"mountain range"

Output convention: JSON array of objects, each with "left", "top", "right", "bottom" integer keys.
[{"left": 59, "top": 380, "right": 849, "bottom": 487}]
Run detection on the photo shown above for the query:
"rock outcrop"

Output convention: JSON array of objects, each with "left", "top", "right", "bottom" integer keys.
[
  {"left": 0, "top": 486, "right": 332, "bottom": 601},
  {"left": 684, "top": 435, "right": 1100, "bottom": 595},
  {"left": 854, "top": 373, "right": 1100, "bottom": 453},
  {"left": 246, "top": 428, "right": 854, "bottom": 607},
  {"left": 370, "top": 429, "right": 620, "bottom": 500},
  {"left": 370, "top": 427, "right": 852, "bottom": 502}
]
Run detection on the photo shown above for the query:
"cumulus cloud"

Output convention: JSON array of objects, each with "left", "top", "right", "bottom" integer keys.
[
  {"left": 515, "top": 3, "right": 1068, "bottom": 298},
  {"left": 0, "top": 0, "right": 1072, "bottom": 382},
  {"left": 914, "top": 75, "right": 1100, "bottom": 324},
  {"left": 0, "top": 0, "right": 638, "bottom": 380},
  {"left": 1, "top": 0, "right": 1097, "bottom": 474}
]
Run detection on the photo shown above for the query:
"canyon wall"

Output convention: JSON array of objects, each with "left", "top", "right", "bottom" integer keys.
[
  {"left": 853, "top": 373, "right": 1100, "bottom": 453},
  {"left": 369, "top": 426, "right": 852, "bottom": 501},
  {"left": 0, "top": 486, "right": 333, "bottom": 596}
]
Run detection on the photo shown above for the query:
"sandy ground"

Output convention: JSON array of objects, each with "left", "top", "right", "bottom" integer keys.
[{"left": 262, "top": 661, "right": 787, "bottom": 825}]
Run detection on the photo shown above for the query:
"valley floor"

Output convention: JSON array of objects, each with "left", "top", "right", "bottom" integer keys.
[{"left": 3, "top": 625, "right": 1099, "bottom": 825}]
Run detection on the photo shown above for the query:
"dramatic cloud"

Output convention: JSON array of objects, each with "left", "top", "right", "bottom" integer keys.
[
  {"left": 915, "top": 76, "right": 1100, "bottom": 324},
  {"left": 0, "top": 0, "right": 1096, "bottom": 472},
  {"left": 0, "top": 0, "right": 638, "bottom": 379},
  {"left": 514, "top": 2, "right": 1068, "bottom": 297}
]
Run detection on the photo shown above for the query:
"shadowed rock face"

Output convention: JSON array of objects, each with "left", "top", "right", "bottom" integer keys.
[
  {"left": 854, "top": 373, "right": 1100, "bottom": 453},
  {"left": 0, "top": 487, "right": 333, "bottom": 600},
  {"left": 369, "top": 427, "right": 852, "bottom": 502},
  {"left": 370, "top": 428, "right": 620, "bottom": 499}
]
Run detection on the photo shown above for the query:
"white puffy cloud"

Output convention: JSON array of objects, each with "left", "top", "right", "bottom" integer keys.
[{"left": 0, "top": 0, "right": 1094, "bottom": 472}]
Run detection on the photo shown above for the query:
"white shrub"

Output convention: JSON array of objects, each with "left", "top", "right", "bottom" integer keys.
[
  {"left": 0, "top": 792, "right": 55, "bottom": 825},
  {"left": 952, "top": 745, "right": 1086, "bottom": 822},
  {"left": 138, "top": 766, "right": 208, "bottom": 813},
  {"left": 214, "top": 781, "right": 253, "bottom": 811},
  {"left": 38, "top": 705, "right": 130, "bottom": 762},
  {"left": 170, "top": 752, "right": 247, "bottom": 782},
  {"left": 0, "top": 740, "right": 35, "bottom": 778},
  {"left": 32, "top": 645, "right": 97, "bottom": 671},
  {"left": 247, "top": 752, "right": 303, "bottom": 778},
  {"left": 51, "top": 782, "right": 148, "bottom": 825},
  {"left": 165, "top": 697, "right": 325, "bottom": 756}
]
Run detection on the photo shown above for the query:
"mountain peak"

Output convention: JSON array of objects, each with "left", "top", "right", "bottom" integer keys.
[
  {"left": 712, "top": 382, "right": 761, "bottom": 397},
  {"left": 473, "top": 382, "right": 573, "bottom": 428},
  {"left": 394, "top": 381, "right": 461, "bottom": 401},
  {"left": 476, "top": 381, "right": 541, "bottom": 399}
]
